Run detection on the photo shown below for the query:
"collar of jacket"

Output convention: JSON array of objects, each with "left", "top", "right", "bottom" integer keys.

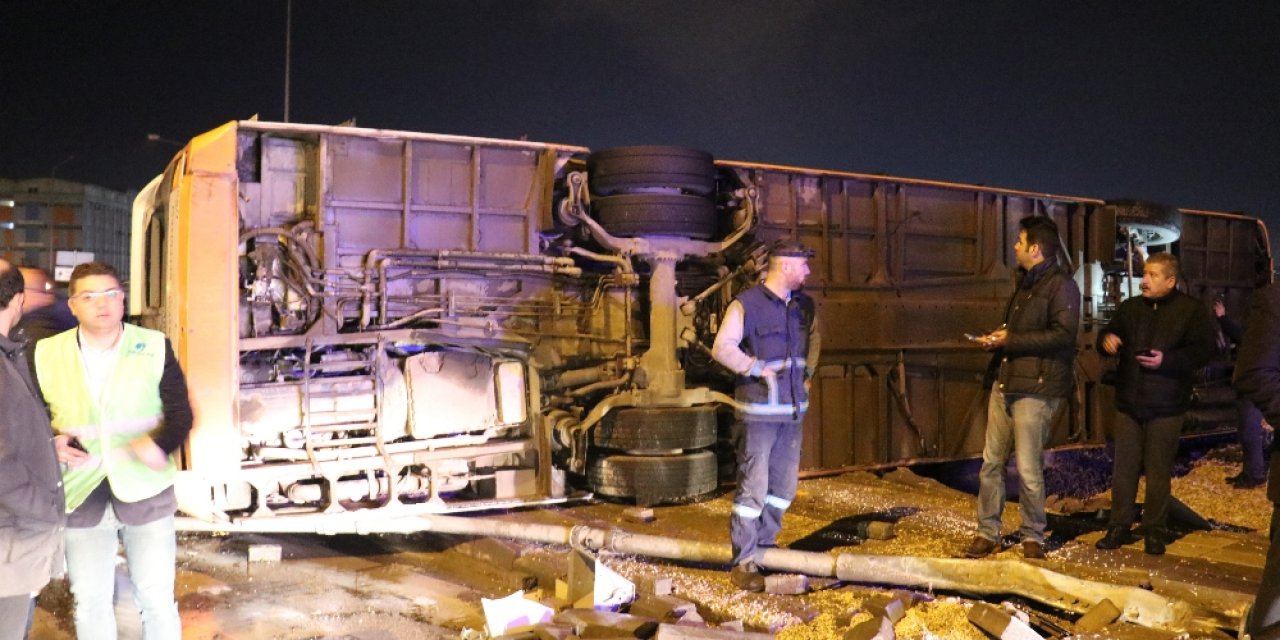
[
  {"left": 1016, "top": 259, "right": 1057, "bottom": 290},
  {"left": 1141, "top": 288, "right": 1181, "bottom": 306},
  {"left": 0, "top": 331, "right": 24, "bottom": 360},
  {"left": 758, "top": 283, "right": 793, "bottom": 305}
]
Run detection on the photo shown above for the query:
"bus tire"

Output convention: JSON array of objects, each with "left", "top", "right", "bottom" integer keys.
[
  {"left": 587, "top": 146, "right": 716, "bottom": 197},
  {"left": 591, "top": 406, "right": 717, "bottom": 453},
  {"left": 592, "top": 193, "right": 718, "bottom": 240},
  {"left": 588, "top": 451, "right": 718, "bottom": 504}
]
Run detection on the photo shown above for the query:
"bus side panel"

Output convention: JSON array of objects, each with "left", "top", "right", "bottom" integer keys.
[{"left": 173, "top": 124, "right": 242, "bottom": 477}]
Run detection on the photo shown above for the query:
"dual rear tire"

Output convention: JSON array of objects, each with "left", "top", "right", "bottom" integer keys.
[
  {"left": 587, "top": 406, "right": 719, "bottom": 504},
  {"left": 586, "top": 146, "right": 720, "bottom": 240}
]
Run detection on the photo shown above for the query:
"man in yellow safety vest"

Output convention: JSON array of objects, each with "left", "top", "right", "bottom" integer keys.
[{"left": 38, "top": 261, "right": 192, "bottom": 640}]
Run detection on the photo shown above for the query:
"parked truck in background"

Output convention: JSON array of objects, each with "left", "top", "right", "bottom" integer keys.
[{"left": 130, "top": 120, "right": 1272, "bottom": 528}]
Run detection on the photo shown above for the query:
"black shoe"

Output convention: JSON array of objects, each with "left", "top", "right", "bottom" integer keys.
[
  {"left": 729, "top": 561, "right": 765, "bottom": 592},
  {"left": 1144, "top": 535, "right": 1166, "bottom": 556},
  {"left": 1095, "top": 526, "right": 1134, "bottom": 550},
  {"left": 1229, "top": 473, "right": 1266, "bottom": 489},
  {"left": 963, "top": 536, "right": 999, "bottom": 558},
  {"left": 1021, "top": 540, "right": 1046, "bottom": 560}
]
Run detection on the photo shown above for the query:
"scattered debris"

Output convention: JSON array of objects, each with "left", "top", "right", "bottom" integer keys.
[
  {"left": 1074, "top": 598, "right": 1122, "bottom": 632},
  {"left": 594, "top": 558, "right": 636, "bottom": 610},
  {"left": 858, "top": 521, "right": 896, "bottom": 541},
  {"left": 629, "top": 594, "right": 698, "bottom": 622},
  {"left": 246, "top": 543, "right": 281, "bottom": 563},
  {"left": 844, "top": 615, "right": 895, "bottom": 640},
  {"left": 654, "top": 622, "right": 772, "bottom": 638},
  {"left": 553, "top": 609, "right": 659, "bottom": 638},
  {"left": 462, "top": 536, "right": 525, "bottom": 570},
  {"left": 638, "top": 574, "right": 673, "bottom": 596},
  {"left": 716, "top": 620, "right": 744, "bottom": 632},
  {"left": 625, "top": 507, "right": 657, "bottom": 523},
  {"left": 481, "top": 590, "right": 555, "bottom": 636},
  {"left": 516, "top": 551, "right": 570, "bottom": 590},
  {"left": 863, "top": 590, "right": 920, "bottom": 625},
  {"left": 765, "top": 573, "right": 811, "bottom": 595},
  {"left": 967, "top": 602, "right": 1045, "bottom": 640}
]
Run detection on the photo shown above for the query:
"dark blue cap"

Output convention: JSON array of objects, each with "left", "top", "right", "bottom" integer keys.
[{"left": 771, "top": 239, "right": 814, "bottom": 258}]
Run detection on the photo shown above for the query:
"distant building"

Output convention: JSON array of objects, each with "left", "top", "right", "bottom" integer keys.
[{"left": 0, "top": 178, "right": 135, "bottom": 284}]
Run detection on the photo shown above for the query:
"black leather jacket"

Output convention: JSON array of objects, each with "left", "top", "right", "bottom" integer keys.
[
  {"left": 1100, "top": 288, "right": 1218, "bottom": 419},
  {"left": 992, "top": 260, "right": 1081, "bottom": 398},
  {"left": 0, "top": 332, "right": 66, "bottom": 597},
  {"left": 1235, "top": 285, "right": 1280, "bottom": 429}
]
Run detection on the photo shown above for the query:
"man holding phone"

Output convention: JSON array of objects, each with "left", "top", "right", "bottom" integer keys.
[
  {"left": 39, "top": 261, "right": 193, "bottom": 639},
  {"left": 963, "top": 216, "right": 1080, "bottom": 560},
  {"left": 1095, "top": 252, "right": 1216, "bottom": 555}
]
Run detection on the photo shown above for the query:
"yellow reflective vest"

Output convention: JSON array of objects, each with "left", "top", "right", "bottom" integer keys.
[{"left": 35, "top": 324, "right": 175, "bottom": 512}]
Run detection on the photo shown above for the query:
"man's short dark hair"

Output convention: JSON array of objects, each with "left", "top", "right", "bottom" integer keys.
[
  {"left": 69, "top": 261, "right": 122, "bottom": 295},
  {"left": 0, "top": 260, "right": 23, "bottom": 309},
  {"left": 1146, "top": 252, "right": 1180, "bottom": 280},
  {"left": 1019, "top": 216, "right": 1061, "bottom": 260}
]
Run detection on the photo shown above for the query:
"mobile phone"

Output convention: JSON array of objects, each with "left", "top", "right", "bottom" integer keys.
[
  {"left": 1135, "top": 349, "right": 1155, "bottom": 357},
  {"left": 67, "top": 436, "right": 87, "bottom": 453}
]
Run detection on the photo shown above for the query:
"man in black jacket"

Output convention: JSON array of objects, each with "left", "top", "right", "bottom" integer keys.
[
  {"left": 0, "top": 260, "right": 66, "bottom": 639},
  {"left": 1232, "top": 283, "right": 1280, "bottom": 637},
  {"left": 1095, "top": 252, "right": 1217, "bottom": 555},
  {"left": 964, "top": 216, "right": 1080, "bottom": 560},
  {"left": 1215, "top": 297, "right": 1269, "bottom": 488}
]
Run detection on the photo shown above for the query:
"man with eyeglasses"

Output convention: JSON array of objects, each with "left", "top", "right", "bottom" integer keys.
[
  {"left": 35, "top": 261, "right": 192, "bottom": 640},
  {"left": 0, "top": 259, "right": 66, "bottom": 640}
]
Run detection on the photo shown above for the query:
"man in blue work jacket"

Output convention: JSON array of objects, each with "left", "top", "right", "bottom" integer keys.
[{"left": 712, "top": 239, "right": 821, "bottom": 592}]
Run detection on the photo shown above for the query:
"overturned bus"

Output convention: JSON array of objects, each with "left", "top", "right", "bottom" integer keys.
[{"left": 129, "top": 120, "right": 1272, "bottom": 528}]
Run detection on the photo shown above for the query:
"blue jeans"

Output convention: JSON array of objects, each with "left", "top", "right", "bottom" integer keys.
[
  {"left": 65, "top": 507, "right": 180, "bottom": 640},
  {"left": 731, "top": 419, "right": 803, "bottom": 566},
  {"left": 0, "top": 594, "right": 34, "bottom": 640},
  {"left": 1240, "top": 398, "right": 1269, "bottom": 481},
  {"left": 976, "top": 388, "right": 1060, "bottom": 544}
]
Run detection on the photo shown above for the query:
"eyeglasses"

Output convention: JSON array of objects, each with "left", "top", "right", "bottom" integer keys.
[{"left": 70, "top": 289, "right": 124, "bottom": 303}]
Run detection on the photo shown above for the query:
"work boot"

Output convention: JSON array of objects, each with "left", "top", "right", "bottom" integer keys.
[
  {"left": 729, "top": 561, "right": 765, "bottom": 592},
  {"left": 1144, "top": 529, "right": 1167, "bottom": 556},
  {"left": 1021, "top": 540, "right": 1046, "bottom": 560},
  {"left": 963, "top": 536, "right": 999, "bottom": 558},
  {"left": 1095, "top": 526, "right": 1134, "bottom": 550}
]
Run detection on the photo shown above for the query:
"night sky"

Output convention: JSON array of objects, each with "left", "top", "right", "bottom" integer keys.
[{"left": 4, "top": 2, "right": 1279, "bottom": 231}]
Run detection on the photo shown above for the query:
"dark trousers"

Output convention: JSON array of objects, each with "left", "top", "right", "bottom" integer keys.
[{"left": 1109, "top": 412, "right": 1183, "bottom": 530}]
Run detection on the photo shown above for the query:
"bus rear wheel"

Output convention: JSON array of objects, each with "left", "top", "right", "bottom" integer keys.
[{"left": 587, "top": 450, "right": 718, "bottom": 505}]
